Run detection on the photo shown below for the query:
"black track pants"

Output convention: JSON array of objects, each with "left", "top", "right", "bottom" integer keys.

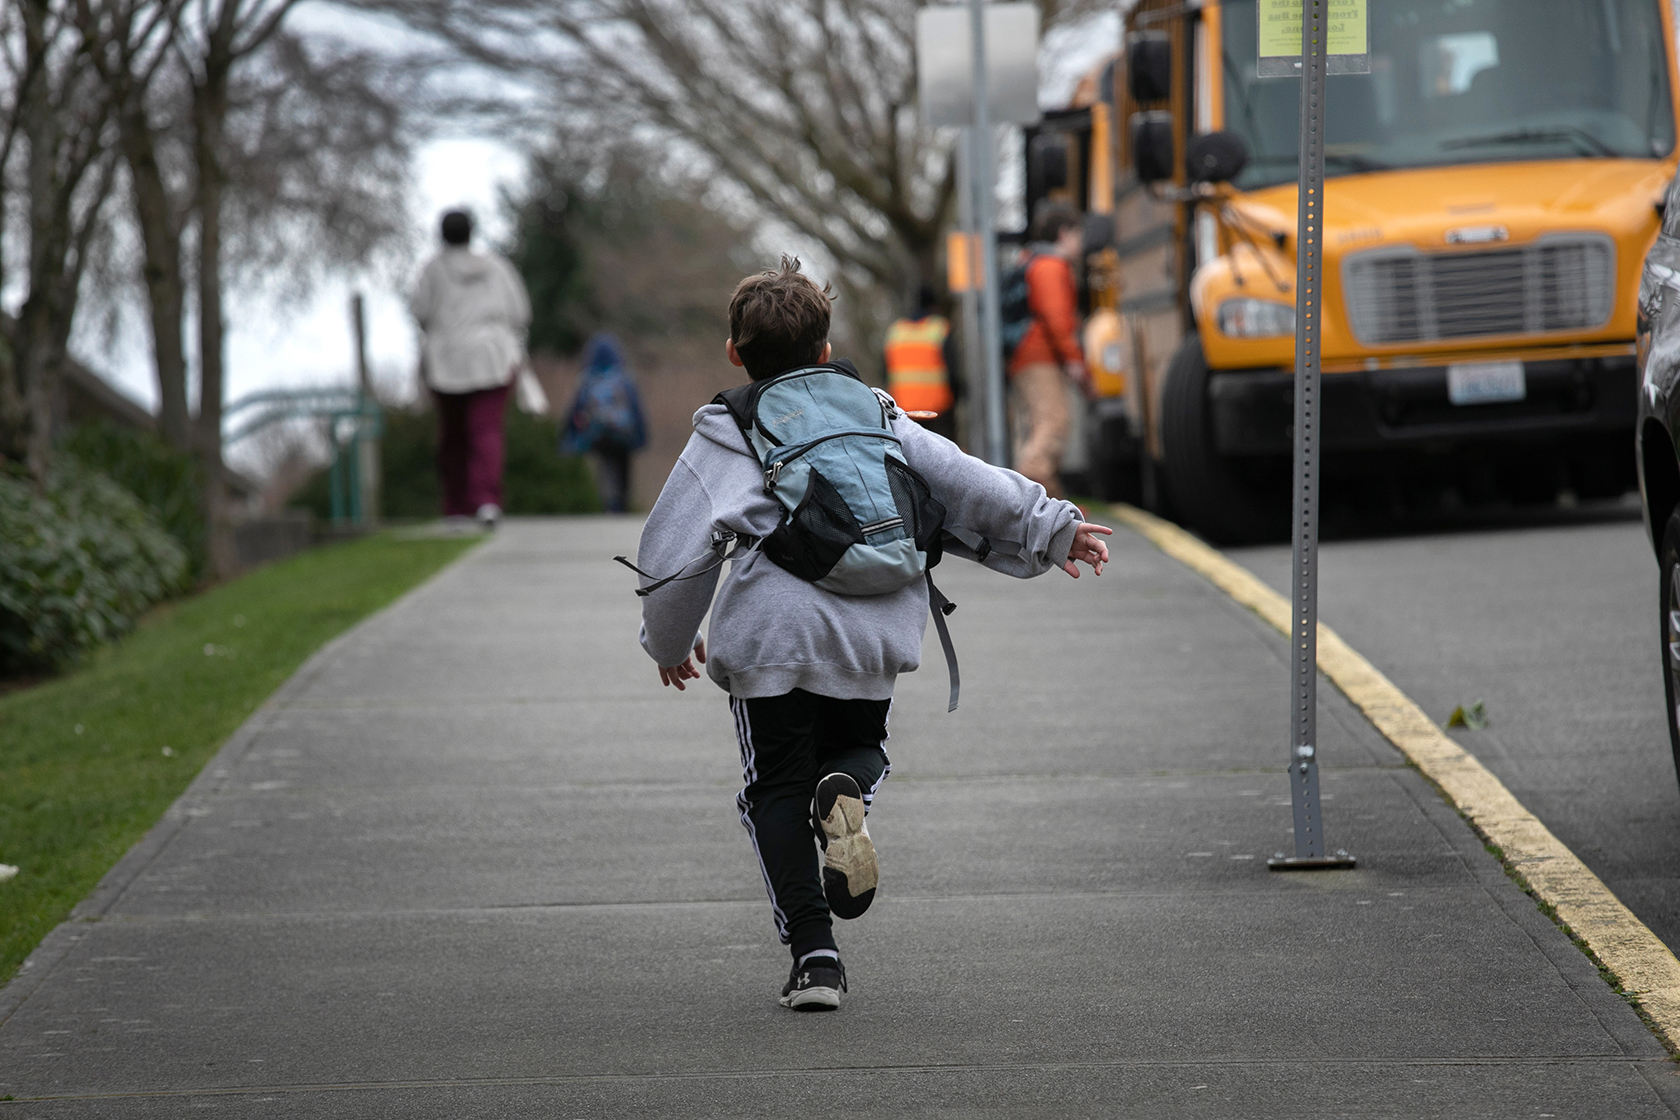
[{"left": 730, "top": 690, "right": 892, "bottom": 960}]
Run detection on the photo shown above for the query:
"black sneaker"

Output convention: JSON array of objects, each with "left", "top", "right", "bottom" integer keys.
[
  {"left": 779, "top": 956, "right": 846, "bottom": 1011},
  {"left": 813, "top": 772, "right": 877, "bottom": 920}
]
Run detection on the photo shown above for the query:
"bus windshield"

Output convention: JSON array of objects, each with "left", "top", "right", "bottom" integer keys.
[{"left": 1220, "top": 0, "right": 1676, "bottom": 190}]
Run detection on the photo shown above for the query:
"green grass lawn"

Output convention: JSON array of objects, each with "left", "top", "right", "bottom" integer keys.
[{"left": 0, "top": 530, "right": 481, "bottom": 985}]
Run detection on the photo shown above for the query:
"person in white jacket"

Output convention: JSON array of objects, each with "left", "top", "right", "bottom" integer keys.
[{"left": 410, "top": 210, "right": 532, "bottom": 528}]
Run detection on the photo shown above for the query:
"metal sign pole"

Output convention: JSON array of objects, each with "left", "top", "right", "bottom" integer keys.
[
  {"left": 351, "top": 293, "right": 380, "bottom": 527},
  {"left": 957, "top": 130, "right": 987, "bottom": 456},
  {"left": 914, "top": 2, "right": 1039, "bottom": 462},
  {"left": 968, "top": 0, "right": 1009, "bottom": 467},
  {"left": 1270, "top": 0, "right": 1354, "bottom": 871}
]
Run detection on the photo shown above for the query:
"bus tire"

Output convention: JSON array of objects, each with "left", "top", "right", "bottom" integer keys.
[
  {"left": 1494, "top": 451, "right": 1563, "bottom": 507},
  {"left": 1159, "top": 335, "right": 1287, "bottom": 544},
  {"left": 1571, "top": 436, "right": 1638, "bottom": 502}
]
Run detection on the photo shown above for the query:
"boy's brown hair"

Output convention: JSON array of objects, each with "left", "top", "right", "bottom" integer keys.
[{"left": 728, "top": 256, "right": 833, "bottom": 381}]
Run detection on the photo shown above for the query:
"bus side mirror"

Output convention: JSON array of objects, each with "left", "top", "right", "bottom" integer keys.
[
  {"left": 1131, "top": 111, "right": 1174, "bottom": 184},
  {"left": 1127, "top": 32, "right": 1171, "bottom": 103},
  {"left": 1185, "top": 131, "right": 1249, "bottom": 184}
]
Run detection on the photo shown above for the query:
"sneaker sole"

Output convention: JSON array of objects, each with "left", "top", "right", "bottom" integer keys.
[
  {"left": 818, "top": 785, "right": 877, "bottom": 920},
  {"left": 779, "top": 986, "right": 841, "bottom": 1011}
]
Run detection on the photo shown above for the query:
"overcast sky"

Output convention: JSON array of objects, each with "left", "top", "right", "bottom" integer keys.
[{"left": 80, "top": 9, "right": 1121, "bottom": 423}]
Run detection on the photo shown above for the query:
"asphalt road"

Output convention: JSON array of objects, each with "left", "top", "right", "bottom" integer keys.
[{"left": 1228, "top": 497, "right": 1680, "bottom": 954}]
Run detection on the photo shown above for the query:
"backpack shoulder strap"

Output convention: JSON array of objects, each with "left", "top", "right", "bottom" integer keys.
[
  {"left": 827, "top": 357, "right": 866, "bottom": 383},
  {"left": 925, "top": 571, "right": 960, "bottom": 712},
  {"left": 712, "top": 380, "right": 762, "bottom": 443}
]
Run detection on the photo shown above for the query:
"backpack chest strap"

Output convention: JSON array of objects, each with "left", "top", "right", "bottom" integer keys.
[{"left": 615, "top": 530, "right": 761, "bottom": 597}]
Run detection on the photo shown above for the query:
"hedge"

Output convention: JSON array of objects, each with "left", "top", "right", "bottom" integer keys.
[
  {"left": 293, "top": 403, "right": 602, "bottom": 519},
  {"left": 64, "top": 421, "right": 206, "bottom": 577},
  {"left": 0, "top": 460, "right": 190, "bottom": 675}
]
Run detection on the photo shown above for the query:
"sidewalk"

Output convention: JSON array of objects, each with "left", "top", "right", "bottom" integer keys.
[{"left": 1, "top": 516, "right": 1674, "bottom": 1117}]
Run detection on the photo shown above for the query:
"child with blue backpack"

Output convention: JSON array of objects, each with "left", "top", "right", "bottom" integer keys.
[
  {"left": 632, "top": 258, "right": 1110, "bottom": 1010},
  {"left": 562, "top": 333, "right": 647, "bottom": 513}
]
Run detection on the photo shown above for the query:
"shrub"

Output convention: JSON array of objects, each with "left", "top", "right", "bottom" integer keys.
[
  {"left": 0, "top": 459, "right": 191, "bottom": 675},
  {"left": 502, "top": 407, "right": 604, "bottom": 515},
  {"left": 293, "top": 403, "right": 602, "bottom": 520},
  {"left": 63, "top": 421, "right": 205, "bottom": 575},
  {"left": 376, "top": 405, "right": 446, "bottom": 519}
]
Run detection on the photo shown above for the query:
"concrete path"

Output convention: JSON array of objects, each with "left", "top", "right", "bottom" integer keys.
[{"left": 1, "top": 516, "right": 1676, "bottom": 1117}]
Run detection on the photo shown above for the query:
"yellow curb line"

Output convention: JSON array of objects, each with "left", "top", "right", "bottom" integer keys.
[{"left": 1109, "top": 501, "right": 1680, "bottom": 1049}]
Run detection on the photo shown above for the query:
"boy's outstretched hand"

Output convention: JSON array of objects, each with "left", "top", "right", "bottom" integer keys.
[
  {"left": 1062, "top": 522, "right": 1113, "bottom": 578},
  {"left": 659, "top": 638, "right": 707, "bottom": 689}
]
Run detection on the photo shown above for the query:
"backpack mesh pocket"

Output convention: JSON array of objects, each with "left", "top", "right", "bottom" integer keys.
[
  {"left": 762, "top": 468, "right": 863, "bottom": 582},
  {"left": 884, "top": 456, "right": 947, "bottom": 567}
]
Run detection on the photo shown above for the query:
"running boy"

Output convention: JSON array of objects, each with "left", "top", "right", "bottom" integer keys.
[{"left": 634, "top": 258, "right": 1111, "bottom": 1010}]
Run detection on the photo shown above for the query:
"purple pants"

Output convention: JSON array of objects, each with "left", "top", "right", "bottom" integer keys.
[{"left": 434, "top": 383, "right": 511, "bottom": 516}]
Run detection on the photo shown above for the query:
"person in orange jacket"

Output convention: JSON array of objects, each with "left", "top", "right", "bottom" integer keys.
[
  {"left": 1007, "top": 205, "right": 1088, "bottom": 497},
  {"left": 882, "top": 286, "right": 961, "bottom": 442}
]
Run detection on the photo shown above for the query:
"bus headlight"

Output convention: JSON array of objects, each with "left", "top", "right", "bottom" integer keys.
[{"left": 1217, "top": 298, "right": 1295, "bottom": 338}]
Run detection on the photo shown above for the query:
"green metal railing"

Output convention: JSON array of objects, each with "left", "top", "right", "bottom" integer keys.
[{"left": 224, "top": 387, "right": 382, "bottom": 527}]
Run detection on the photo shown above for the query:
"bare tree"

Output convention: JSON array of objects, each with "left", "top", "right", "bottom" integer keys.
[
  {"left": 375, "top": 0, "right": 1107, "bottom": 346},
  {"left": 171, "top": 0, "right": 301, "bottom": 575},
  {"left": 1, "top": 0, "right": 414, "bottom": 553},
  {"left": 82, "top": 8, "right": 413, "bottom": 460},
  {"left": 0, "top": 2, "right": 27, "bottom": 335},
  {"left": 3, "top": 0, "right": 123, "bottom": 480},
  {"left": 217, "top": 29, "right": 415, "bottom": 298},
  {"left": 180, "top": 4, "right": 416, "bottom": 576},
  {"left": 74, "top": 0, "right": 193, "bottom": 448}
]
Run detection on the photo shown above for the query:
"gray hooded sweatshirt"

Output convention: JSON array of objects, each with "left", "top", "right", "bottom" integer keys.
[{"left": 636, "top": 388, "right": 1082, "bottom": 700}]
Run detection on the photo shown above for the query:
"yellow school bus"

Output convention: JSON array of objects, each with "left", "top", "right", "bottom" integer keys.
[{"left": 1028, "top": 0, "right": 1678, "bottom": 541}]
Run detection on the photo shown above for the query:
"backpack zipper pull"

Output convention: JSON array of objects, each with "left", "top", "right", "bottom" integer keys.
[{"left": 764, "top": 460, "right": 784, "bottom": 492}]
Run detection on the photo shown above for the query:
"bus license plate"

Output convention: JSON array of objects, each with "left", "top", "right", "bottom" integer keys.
[{"left": 1447, "top": 361, "right": 1526, "bottom": 405}]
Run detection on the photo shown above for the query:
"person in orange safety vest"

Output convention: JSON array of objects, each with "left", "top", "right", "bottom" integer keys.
[{"left": 883, "top": 286, "right": 961, "bottom": 442}]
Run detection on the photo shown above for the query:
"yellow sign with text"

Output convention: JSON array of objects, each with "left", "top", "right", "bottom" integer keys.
[{"left": 1259, "top": 0, "right": 1368, "bottom": 59}]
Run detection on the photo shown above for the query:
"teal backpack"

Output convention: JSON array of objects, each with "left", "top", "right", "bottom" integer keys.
[
  {"left": 618, "top": 360, "right": 963, "bottom": 709},
  {"left": 715, "top": 361, "right": 945, "bottom": 594}
]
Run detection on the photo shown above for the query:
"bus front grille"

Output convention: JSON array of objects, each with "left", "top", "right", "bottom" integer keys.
[{"left": 1342, "top": 235, "right": 1615, "bottom": 346}]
